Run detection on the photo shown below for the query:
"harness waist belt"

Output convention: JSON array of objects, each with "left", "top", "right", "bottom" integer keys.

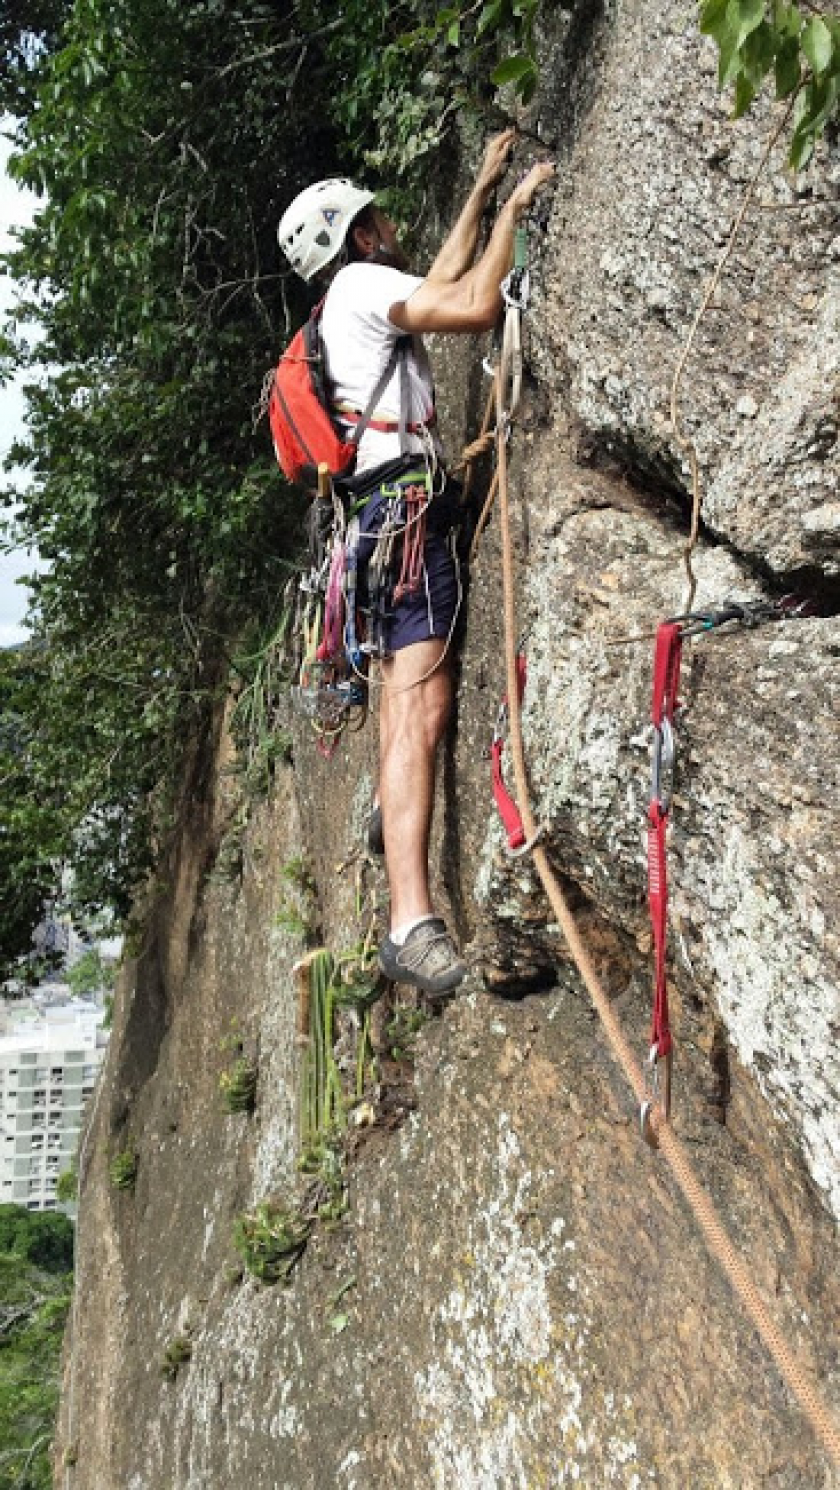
[{"left": 335, "top": 403, "right": 437, "bottom": 435}]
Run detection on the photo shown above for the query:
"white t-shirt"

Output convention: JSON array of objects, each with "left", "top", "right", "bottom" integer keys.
[{"left": 320, "top": 262, "right": 436, "bottom": 474}]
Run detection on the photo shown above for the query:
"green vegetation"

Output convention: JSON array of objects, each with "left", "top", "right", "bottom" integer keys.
[
  {"left": 219, "top": 1055, "right": 258, "bottom": 1116},
  {"left": 160, "top": 1332, "right": 192, "bottom": 1381},
  {"left": 0, "top": 1205, "right": 73, "bottom": 1490},
  {"left": 108, "top": 1148, "right": 138, "bottom": 1191},
  {"left": 66, "top": 946, "right": 116, "bottom": 1000},
  {"left": 384, "top": 1005, "right": 428, "bottom": 1063},
  {"left": 232, "top": 942, "right": 382, "bottom": 1286},
  {"left": 274, "top": 856, "right": 318, "bottom": 942},
  {"left": 699, "top": 0, "right": 840, "bottom": 166},
  {"left": 233, "top": 1201, "right": 311, "bottom": 1286},
  {"left": 0, "top": 0, "right": 546, "bottom": 978},
  {"left": 55, "top": 1167, "right": 78, "bottom": 1204}
]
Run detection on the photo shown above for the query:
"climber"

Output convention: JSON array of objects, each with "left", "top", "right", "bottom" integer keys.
[{"left": 278, "top": 132, "right": 554, "bottom": 1001}]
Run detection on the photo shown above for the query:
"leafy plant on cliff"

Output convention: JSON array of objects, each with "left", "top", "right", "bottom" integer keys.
[
  {"left": 160, "top": 1331, "right": 193, "bottom": 1381},
  {"left": 108, "top": 1147, "right": 138, "bottom": 1192},
  {"left": 219, "top": 1055, "right": 258, "bottom": 1116},
  {"left": 699, "top": 0, "right": 840, "bottom": 166},
  {"left": 0, "top": 1207, "right": 73, "bottom": 1490},
  {"left": 233, "top": 1200, "right": 312, "bottom": 1286}
]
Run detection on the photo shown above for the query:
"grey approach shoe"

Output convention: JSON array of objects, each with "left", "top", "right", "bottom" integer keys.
[{"left": 379, "top": 918, "right": 467, "bottom": 1001}]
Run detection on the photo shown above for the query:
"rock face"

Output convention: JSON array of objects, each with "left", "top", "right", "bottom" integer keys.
[{"left": 58, "top": 1, "right": 840, "bottom": 1486}]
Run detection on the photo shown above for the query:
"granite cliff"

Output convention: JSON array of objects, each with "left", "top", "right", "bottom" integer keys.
[{"left": 57, "top": 0, "right": 839, "bottom": 1484}]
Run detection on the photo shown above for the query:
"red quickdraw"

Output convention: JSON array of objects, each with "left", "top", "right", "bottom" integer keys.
[
  {"left": 641, "top": 620, "right": 682, "bottom": 1147},
  {"left": 491, "top": 650, "right": 528, "bottom": 852}
]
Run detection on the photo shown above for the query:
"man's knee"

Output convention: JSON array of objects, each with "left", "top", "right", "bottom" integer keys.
[{"left": 384, "top": 668, "right": 451, "bottom": 757}]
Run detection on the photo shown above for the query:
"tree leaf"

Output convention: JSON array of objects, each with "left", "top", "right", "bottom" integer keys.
[
  {"left": 477, "top": 0, "right": 506, "bottom": 38},
  {"left": 492, "top": 53, "right": 535, "bottom": 86},
  {"left": 774, "top": 34, "right": 801, "bottom": 96},
  {"left": 699, "top": 0, "right": 730, "bottom": 38},
  {"left": 788, "top": 124, "right": 815, "bottom": 169},
  {"left": 734, "top": 71, "right": 757, "bottom": 115},
  {"left": 801, "top": 16, "right": 832, "bottom": 75},
  {"left": 733, "top": 0, "right": 766, "bottom": 47},
  {"left": 742, "top": 20, "right": 777, "bottom": 84},
  {"left": 772, "top": 2, "right": 802, "bottom": 40}
]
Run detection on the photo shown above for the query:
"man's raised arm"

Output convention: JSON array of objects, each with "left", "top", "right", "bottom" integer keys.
[
  {"left": 390, "top": 159, "right": 555, "bottom": 336},
  {"left": 424, "top": 129, "right": 517, "bottom": 286}
]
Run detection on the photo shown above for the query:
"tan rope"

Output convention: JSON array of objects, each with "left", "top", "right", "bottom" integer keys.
[
  {"left": 458, "top": 429, "right": 498, "bottom": 467},
  {"left": 469, "top": 467, "right": 501, "bottom": 563},
  {"left": 456, "top": 382, "right": 496, "bottom": 500},
  {"left": 669, "top": 98, "right": 796, "bottom": 613},
  {"left": 493, "top": 364, "right": 840, "bottom": 1469}
]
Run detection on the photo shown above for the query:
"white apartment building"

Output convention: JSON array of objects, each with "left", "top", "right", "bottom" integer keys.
[{"left": 0, "top": 997, "right": 108, "bottom": 1211}]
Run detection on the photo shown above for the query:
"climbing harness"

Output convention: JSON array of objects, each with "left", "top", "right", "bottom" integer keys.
[
  {"left": 481, "top": 209, "right": 840, "bottom": 1466},
  {"left": 293, "top": 447, "right": 461, "bottom": 749}
]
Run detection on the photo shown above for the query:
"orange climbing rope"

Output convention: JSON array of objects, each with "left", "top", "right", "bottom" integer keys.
[{"left": 491, "top": 350, "right": 840, "bottom": 1468}]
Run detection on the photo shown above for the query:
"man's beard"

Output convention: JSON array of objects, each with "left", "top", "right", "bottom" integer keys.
[{"left": 372, "top": 244, "right": 410, "bottom": 272}]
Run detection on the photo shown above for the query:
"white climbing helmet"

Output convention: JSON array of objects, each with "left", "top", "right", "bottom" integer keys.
[{"left": 278, "top": 178, "right": 376, "bottom": 281}]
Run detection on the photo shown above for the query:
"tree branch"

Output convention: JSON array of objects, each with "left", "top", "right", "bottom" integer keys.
[{"left": 210, "top": 22, "right": 344, "bottom": 83}]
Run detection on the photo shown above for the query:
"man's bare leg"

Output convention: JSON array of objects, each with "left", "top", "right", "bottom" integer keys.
[{"left": 378, "top": 636, "right": 452, "bottom": 931}]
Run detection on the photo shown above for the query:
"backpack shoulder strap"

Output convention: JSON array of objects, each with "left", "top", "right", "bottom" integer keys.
[{"left": 348, "top": 336, "right": 411, "bottom": 449}]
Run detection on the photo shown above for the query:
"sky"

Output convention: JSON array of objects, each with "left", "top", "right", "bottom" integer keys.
[{"left": 0, "top": 123, "right": 40, "bottom": 649}]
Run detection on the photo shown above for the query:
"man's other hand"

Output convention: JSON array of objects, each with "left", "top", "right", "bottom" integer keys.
[{"left": 477, "top": 128, "right": 517, "bottom": 193}]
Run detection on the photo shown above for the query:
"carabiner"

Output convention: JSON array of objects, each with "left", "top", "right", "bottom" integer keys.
[
  {"left": 650, "top": 717, "right": 675, "bottom": 815},
  {"left": 640, "top": 1041, "right": 672, "bottom": 1148},
  {"left": 501, "top": 266, "right": 531, "bottom": 313}
]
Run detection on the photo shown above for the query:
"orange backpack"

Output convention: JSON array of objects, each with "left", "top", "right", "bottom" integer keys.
[{"left": 268, "top": 299, "right": 411, "bottom": 488}]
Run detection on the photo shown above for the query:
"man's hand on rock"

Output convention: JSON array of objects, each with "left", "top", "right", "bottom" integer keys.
[
  {"left": 509, "top": 160, "right": 555, "bottom": 218},
  {"left": 477, "top": 128, "right": 517, "bottom": 194}
]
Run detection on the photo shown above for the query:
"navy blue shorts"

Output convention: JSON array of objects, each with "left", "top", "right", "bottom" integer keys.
[{"left": 356, "top": 483, "right": 460, "bottom": 653}]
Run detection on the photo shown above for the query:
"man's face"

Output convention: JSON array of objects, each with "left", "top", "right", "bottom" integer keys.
[{"left": 371, "top": 208, "right": 410, "bottom": 271}]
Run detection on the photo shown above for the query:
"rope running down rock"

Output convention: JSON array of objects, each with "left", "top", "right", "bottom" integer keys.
[{"left": 492, "top": 355, "right": 840, "bottom": 1470}]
